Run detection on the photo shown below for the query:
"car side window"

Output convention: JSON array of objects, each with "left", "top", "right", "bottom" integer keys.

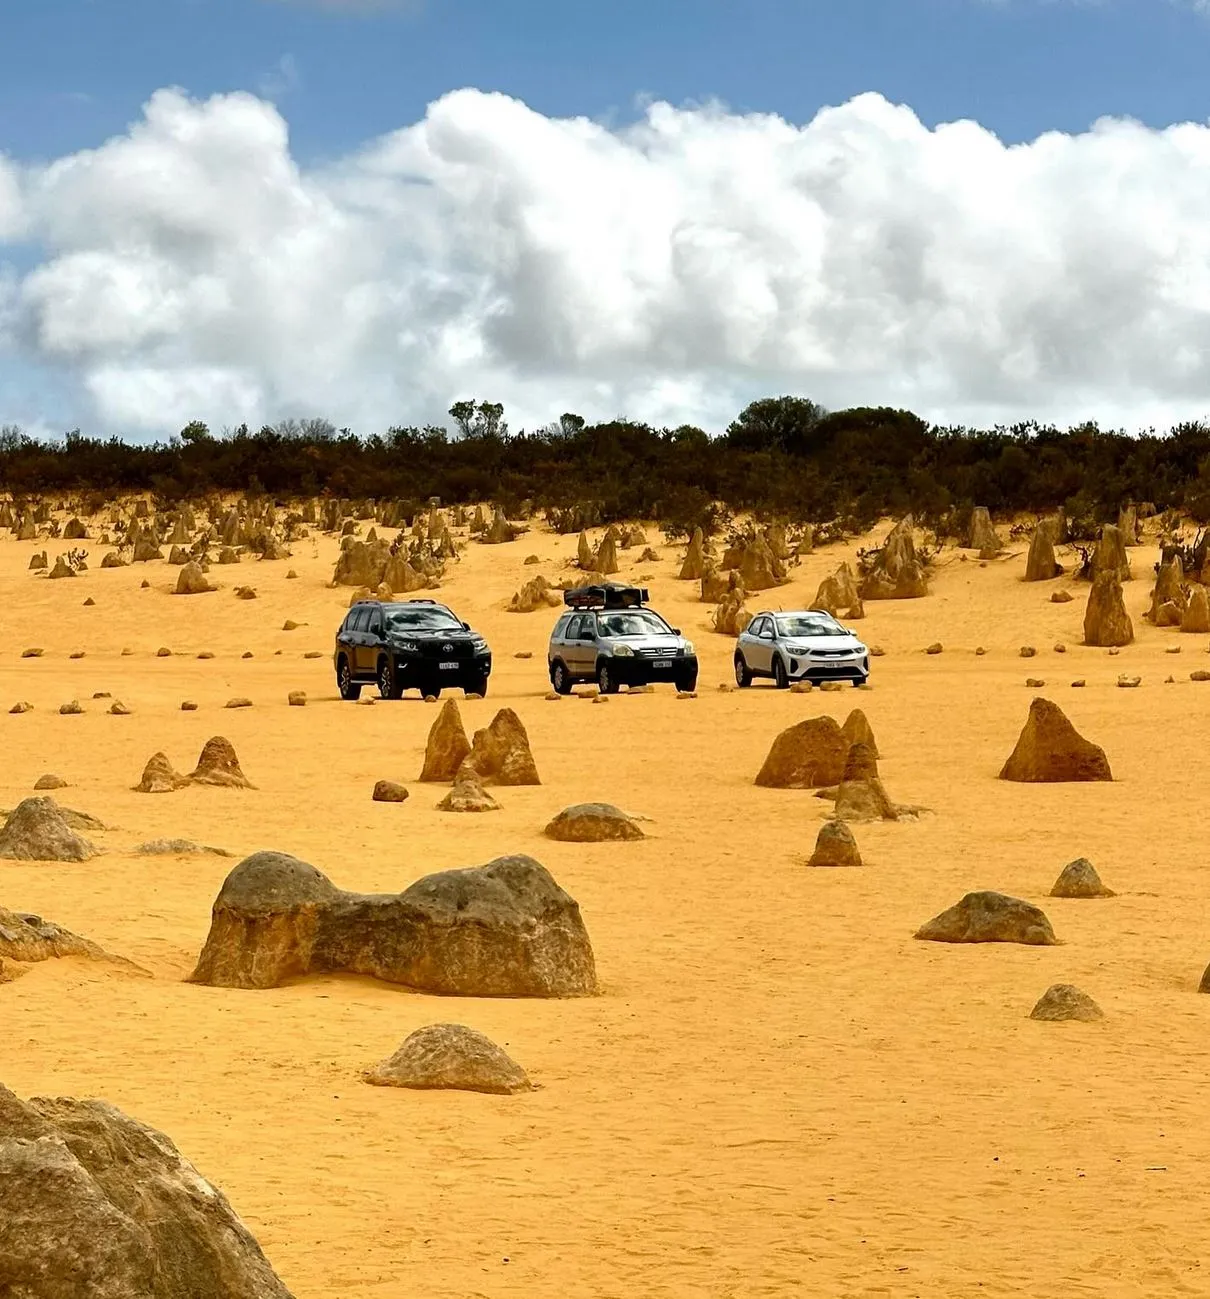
[
  {"left": 346, "top": 608, "right": 364, "bottom": 634},
  {"left": 760, "top": 619, "right": 775, "bottom": 639},
  {"left": 367, "top": 610, "right": 384, "bottom": 637},
  {"left": 581, "top": 615, "right": 598, "bottom": 640}
]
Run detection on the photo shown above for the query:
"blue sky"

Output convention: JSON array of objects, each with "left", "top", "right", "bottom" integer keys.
[
  {"left": 4, "top": 0, "right": 1209, "bottom": 167},
  {"left": 3, "top": 0, "right": 1210, "bottom": 439}
]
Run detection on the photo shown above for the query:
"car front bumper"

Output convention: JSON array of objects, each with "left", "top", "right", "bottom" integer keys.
[
  {"left": 607, "top": 653, "right": 698, "bottom": 685},
  {"left": 787, "top": 653, "right": 868, "bottom": 681}
]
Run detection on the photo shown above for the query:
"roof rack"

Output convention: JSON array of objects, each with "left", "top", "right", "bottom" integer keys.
[{"left": 564, "top": 583, "right": 649, "bottom": 610}]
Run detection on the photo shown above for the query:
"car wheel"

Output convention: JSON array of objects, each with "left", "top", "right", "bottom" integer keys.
[
  {"left": 773, "top": 655, "right": 789, "bottom": 689},
  {"left": 466, "top": 673, "right": 489, "bottom": 698},
  {"left": 734, "top": 653, "right": 753, "bottom": 688},
  {"left": 852, "top": 674, "right": 868, "bottom": 688},
  {"left": 377, "top": 656, "right": 403, "bottom": 700},
  {"left": 551, "top": 661, "right": 573, "bottom": 695},
  {"left": 337, "top": 657, "right": 362, "bottom": 701},
  {"left": 676, "top": 670, "right": 698, "bottom": 693},
  {"left": 597, "top": 661, "right": 619, "bottom": 695}
]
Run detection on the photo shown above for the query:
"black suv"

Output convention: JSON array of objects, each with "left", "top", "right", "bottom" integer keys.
[{"left": 334, "top": 599, "right": 492, "bottom": 700}]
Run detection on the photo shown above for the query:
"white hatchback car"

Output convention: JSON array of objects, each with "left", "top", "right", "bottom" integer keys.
[{"left": 734, "top": 609, "right": 870, "bottom": 688}]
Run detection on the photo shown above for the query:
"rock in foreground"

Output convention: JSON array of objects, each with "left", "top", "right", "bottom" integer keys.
[
  {"left": 915, "top": 891, "right": 1058, "bottom": 945},
  {"left": 806, "top": 820, "right": 862, "bottom": 868},
  {"left": 0, "top": 1083, "right": 294, "bottom": 1298},
  {"left": 755, "top": 716, "right": 849, "bottom": 788},
  {"left": 363, "top": 1023, "right": 534, "bottom": 1094},
  {"left": 1029, "top": 984, "right": 1104, "bottom": 1022},
  {"left": 1049, "top": 858, "right": 1116, "bottom": 898},
  {"left": 0, "top": 798, "right": 98, "bottom": 861},
  {"left": 999, "top": 698, "right": 1112, "bottom": 783},
  {"left": 189, "top": 851, "right": 597, "bottom": 997},
  {"left": 544, "top": 803, "right": 644, "bottom": 842}
]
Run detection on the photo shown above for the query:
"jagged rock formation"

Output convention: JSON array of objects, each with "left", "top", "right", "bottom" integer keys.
[
  {"left": 174, "top": 561, "right": 214, "bottom": 595},
  {"left": 999, "top": 698, "right": 1112, "bottom": 782},
  {"left": 1083, "top": 571, "right": 1134, "bottom": 647},
  {"left": 678, "top": 528, "right": 707, "bottom": 580},
  {"left": 967, "top": 506, "right": 1003, "bottom": 556},
  {"left": 734, "top": 536, "right": 787, "bottom": 592},
  {"left": 1029, "top": 984, "right": 1103, "bottom": 1021},
  {"left": 1147, "top": 555, "right": 1187, "bottom": 625},
  {"left": 459, "top": 709, "right": 540, "bottom": 785},
  {"left": 363, "top": 1023, "right": 534, "bottom": 1094},
  {"left": 0, "top": 906, "right": 109, "bottom": 964},
  {"left": 436, "top": 770, "right": 500, "bottom": 812},
  {"left": 806, "top": 820, "right": 862, "bottom": 868},
  {"left": 332, "top": 538, "right": 389, "bottom": 588},
  {"left": 419, "top": 698, "right": 472, "bottom": 782},
  {"left": 188, "top": 737, "right": 253, "bottom": 789},
  {"left": 1049, "top": 858, "right": 1116, "bottom": 898},
  {"left": 811, "top": 562, "right": 862, "bottom": 617},
  {"left": 0, "top": 798, "right": 98, "bottom": 861},
  {"left": 0, "top": 1083, "right": 295, "bottom": 1297},
  {"left": 1024, "top": 520, "right": 1063, "bottom": 581},
  {"left": 832, "top": 742, "right": 908, "bottom": 822},
  {"left": 915, "top": 892, "right": 1058, "bottom": 945},
  {"left": 482, "top": 508, "right": 520, "bottom": 544},
  {"left": 134, "top": 752, "right": 187, "bottom": 794},
  {"left": 755, "top": 716, "right": 849, "bottom": 788},
  {"left": 1181, "top": 586, "right": 1210, "bottom": 633},
  {"left": 509, "top": 575, "right": 562, "bottom": 613},
  {"left": 544, "top": 803, "right": 644, "bottom": 842},
  {"left": 711, "top": 588, "right": 753, "bottom": 636},
  {"left": 594, "top": 530, "right": 620, "bottom": 575},
  {"left": 840, "top": 708, "right": 879, "bottom": 759},
  {"left": 189, "top": 850, "right": 597, "bottom": 996},
  {"left": 1091, "top": 524, "right": 1131, "bottom": 582},
  {"left": 859, "top": 517, "right": 929, "bottom": 600}
]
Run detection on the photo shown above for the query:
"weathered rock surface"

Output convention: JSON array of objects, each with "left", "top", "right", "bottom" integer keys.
[
  {"left": 1181, "top": 585, "right": 1210, "bottom": 633},
  {"left": 840, "top": 708, "right": 879, "bottom": 759},
  {"left": 363, "top": 1023, "right": 534, "bottom": 1094},
  {"left": 1083, "top": 571, "right": 1134, "bottom": 647},
  {"left": 735, "top": 536, "right": 787, "bottom": 592},
  {"left": 544, "top": 803, "right": 644, "bottom": 842},
  {"left": 174, "top": 562, "right": 214, "bottom": 595},
  {"left": 1029, "top": 984, "right": 1103, "bottom": 1021},
  {"left": 189, "top": 851, "right": 597, "bottom": 996},
  {"left": 859, "top": 517, "right": 929, "bottom": 600},
  {"left": 0, "top": 797, "right": 98, "bottom": 861},
  {"left": 999, "top": 698, "right": 1112, "bottom": 783},
  {"left": 968, "top": 506, "right": 1003, "bottom": 556},
  {"left": 0, "top": 906, "right": 108, "bottom": 964},
  {"left": 832, "top": 742, "right": 904, "bottom": 822},
  {"left": 915, "top": 892, "right": 1058, "bottom": 945},
  {"left": 419, "top": 698, "right": 471, "bottom": 782},
  {"left": 508, "top": 575, "right": 561, "bottom": 613},
  {"left": 1091, "top": 523, "right": 1131, "bottom": 582},
  {"left": 460, "top": 708, "right": 540, "bottom": 785},
  {"left": 678, "top": 527, "right": 707, "bottom": 580},
  {"left": 811, "top": 562, "right": 862, "bottom": 618},
  {"left": 1049, "top": 857, "right": 1115, "bottom": 898},
  {"left": 1024, "top": 521, "right": 1063, "bottom": 581},
  {"left": 0, "top": 1083, "right": 295, "bottom": 1298},
  {"left": 372, "top": 780, "right": 408, "bottom": 803},
  {"left": 755, "top": 716, "right": 850, "bottom": 788},
  {"left": 135, "top": 839, "right": 232, "bottom": 856},
  {"left": 1147, "top": 555, "right": 1187, "bottom": 623},
  {"left": 134, "top": 752, "right": 187, "bottom": 794},
  {"left": 188, "top": 736, "right": 253, "bottom": 788},
  {"left": 33, "top": 774, "right": 68, "bottom": 791},
  {"left": 806, "top": 820, "right": 862, "bottom": 868},
  {"left": 711, "top": 588, "right": 753, "bottom": 636},
  {"left": 436, "top": 771, "right": 500, "bottom": 813}
]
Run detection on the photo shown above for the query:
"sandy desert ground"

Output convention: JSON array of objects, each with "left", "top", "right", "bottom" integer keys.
[{"left": 4, "top": 512, "right": 1210, "bottom": 1299}]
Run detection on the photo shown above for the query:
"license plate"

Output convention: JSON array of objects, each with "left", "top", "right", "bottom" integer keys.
[
  {"left": 652, "top": 659, "right": 672, "bottom": 669},
  {"left": 439, "top": 661, "right": 459, "bottom": 671}
]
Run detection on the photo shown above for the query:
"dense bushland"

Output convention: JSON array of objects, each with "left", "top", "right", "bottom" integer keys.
[{"left": 4, "top": 398, "right": 1210, "bottom": 535}]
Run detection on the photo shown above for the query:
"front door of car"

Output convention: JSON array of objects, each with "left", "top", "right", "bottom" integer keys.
[
  {"left": 749, "top": 617, "right": 774, "bottom": 672},
  {"left": 570, "top": 614, "right": 598, "bottom": 674},
  {"left": 360, "top": 609, "right": 384, "bottom": 673}
]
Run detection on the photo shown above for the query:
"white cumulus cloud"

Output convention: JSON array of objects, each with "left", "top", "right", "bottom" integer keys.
[{"left": 4, "top": 85, "right": 1210, "bottom": 436}]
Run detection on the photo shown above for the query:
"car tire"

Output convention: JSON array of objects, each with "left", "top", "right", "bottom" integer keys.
[
  {"left": 466, "top": 673, "right": 489, "bottom": 698},
  {"left": 676, "top": 670, "right": 698, "bottom": 693},
  {"left": 377, "top": 656, "right": 403, "bottom": 700},
  {"left": 852, "top": 674, "right": 868, "bottom": 688},
  {"left": 734, "top": 653, "right": 753, "bottom": 688},
  {"left": 550, "top": 660, "right": 573, "bottom": 695},
  {"left": 597, "top": 661, "right": 619, "bottom": 695},
  {"left": 773, "top": 655, "right": 790, "bottom": 689},
  {"left": 337, "top": 657, "right": 362, "bottom": 701}
]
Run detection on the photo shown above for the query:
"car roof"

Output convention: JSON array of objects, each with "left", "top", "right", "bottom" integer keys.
[{"left": 756, "top": 609, "right": 842, "bottom": 620}]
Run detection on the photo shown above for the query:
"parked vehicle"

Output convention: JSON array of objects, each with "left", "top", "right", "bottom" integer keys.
[
  {"left": 334, "top": 598, "right": 492, "bottom": 700},
  {"left": 734, "top": 609, "right": 869, "bottom": 688},
  {"left": 547, "top": 583, "right": 699, "bottom": 694}
]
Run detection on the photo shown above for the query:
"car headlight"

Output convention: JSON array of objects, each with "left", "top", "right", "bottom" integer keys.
[
  {"left": 471, "top": 638, "right": 488, "bottom": 652},
  {"left": 784, "top": 644, "right": 808, "bottom": 655},
  {"left": 397, "top": 640, "right": 418, "bottom": 653},
  {"left": 613, "top": 643, "right": 635, "bottom": 657},
  {"left": 855, "top": 644, "right": 868, "bottom": 656},
  {"left": 682, "top": 640, "right": 695, "bottom": 656}
]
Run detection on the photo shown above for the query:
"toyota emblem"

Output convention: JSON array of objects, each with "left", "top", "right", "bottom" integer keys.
[{"left": 442, "top": 643, "right": 453, "bottom": 653}]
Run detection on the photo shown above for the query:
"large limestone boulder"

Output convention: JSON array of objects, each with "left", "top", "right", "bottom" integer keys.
[
  {"left": 755, "top": 716, "right": 849, "bottom": 788},
  {"left": 419, "top": 698, "right": 471, "bottom": 781},
  {"left": 1083, "top": 571, "right": 1133, "bottom": 647},
  {"left": 1091, "top": 524, "right": 1131, "bottom": 581},
  {"left": 187, "top": 736, "right": 253, "bottom": 788},
  {"left": 1181, "top": 585, "right": 1210, "bottom": 633},
  {"left": 711, "top": 588, "right": 753, "bottom": 636},
  {"left": 806, "top": 820, "right": 862, "bottom": 868},
  {"left": 832, "top": 742, "right": 907, "bottom": 822},
  {"left": 134, "top": 752, "right": 187, "bottom": 794},
  {"left": 593, "top": 532, "right": 620, "bottom": 575},
  {"left": 332, "top": 538, "right": 389, "bottom": 588},
  {"left": 544, "top": 803, "right": 644, "bottom": 842},
  {"left": 915, "top": 891, "right": 1058, "bottom": 945},
  {"left": 1029, "top": 984, "right": 1103, "bottom": 1021},
  {"left": 363, "top": 1023, "right": 534, "bottom": 1094},
  {"left": 678, "top": 527, "right": 707, "bottom": 580},
  {"left": 999, "top": 698, "right": 1112, "bottom": 782},
  {"left": 1024, "top": 521, "right": 1063, "bottom": 581},
  {"left": 1049, "top": 857, "right": 1115, "bottom": 898},
  {"left": 1146, "top": 555, "right": 1187, "bottom": 624},
  {"left": 189, "top": 851, "right": 598, "bottom": 997},
  {"left": 0, "top": 906, "right": 109, "bottom": 965},
  {"left": 509, "top": 575, "right": 561, "bottom": 613},
  {"left": 967, "top": 506, "right": 1003, "bottom": 556},
  {"left": 576, "top": 531, "right": 594, "bottom": 570},
  {"left": 0, "top": 797, "right": 98, "bottom": 861},
  {"left": 482, "top": 508, "right": 519, "bottom": 544},
  {"left": 735, "top": 536, "right": 786, "bottom": 592},
  {"left": 0, "top": 1083, "right": 295, "bottom": 1297},
  {"left": 1117, "top": 504, "right": 1140, "bottom": 547},
  {"left": 811, "top": 562, "right": 861, "bottom": 617},
  {"left": 859, "top": 516, "right": 929, "bottom": 600},
  {"left": 460, "top": 708, "right": 540, "bottom": 785},
  {"left": 840, "top": 708, "right": 879, "bottom": 759}
]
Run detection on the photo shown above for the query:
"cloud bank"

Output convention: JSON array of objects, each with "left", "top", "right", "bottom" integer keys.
[{"left": 2, "top": 86, "right": 1210, "bottom": 437}]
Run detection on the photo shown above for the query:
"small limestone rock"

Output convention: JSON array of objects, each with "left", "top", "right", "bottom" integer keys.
[
  {"left": 1020, "top": 646, "right": 1037, "bottom": 658},
  {"left": 1051, "top": 590, "right": 1074, "bottom": 603},
  {"left": 287, "top": 690, "right": 306, "bottom": 706},
  {"left": 9, "top": 701, "right": 32, "bottom": 714},
  {"left": 806, "top": 819, "right": 862, "bottom": 868},
  {"left": 241, "top": 651, "right": 253, "bottom": 659},
  {"left": 975, "top": 646, "right": 987, "bottom": 656},
  {"left": 225, "top": 697, "right": 253, "bottom": 709},
  {"left": 156, "top": 647, "right": 171, "bottom": 657},
  {"left": 363, "top": 1023, "right": 534, "bottom": 1094},
  {"left": 59, "top": 700, "right": 83, "bottom": 715},
  {"left": 925, "top": 643, "right": 942, "bottom": 655},
  {"left": 304, "top": 651, "right": 322, "bottom": 659},
  {"left": 1054, "top": 643, "right": 1066, "bottom": 653},
  {"left": 1191, "top": 671, "right": 1210, "bottom": 682},
  {"left": 69, "top": 650, "right": 85, "bottom": 660},
  {"left": 109, "top": 700, "right": 131, "bottom": 715},
  {"left": 1050, "top": 857, "right": 1115, "bottom": 899},
  {"left": 1166, "top": 646, "right": 1182, "bottom": 655},
  {"left": 436, "top": 771, "right": 500, "bottom": 812},
  {"left": 134, "top": 838, "right": 232, "bottom": 857},
  {"left": 1025, "top": 678, "right": 1045, "bottom": 688},
  {"left": 197, "top": 651, "right": 215, "bottom": 660},
  {"left": 789, "top": 681, "right": 814, "bottom": 694},
  {"left": 915, "top": 892, "right": 1057, "bottom": 945},
  {"left": 181, "top": 700, "right": 198, "bottom": 711},
  {"left": 544, "top": 803, "right": 644, "bottom": 842},
  {"left": 33, "top": 774, "right": 67, "bottom": 790},
  {"left": 515, "top": 650, "right": 533, "bottom": 659},
  {"left": 21, "top": 648, "right": 43, "bottom": 658},
  {"left": 1116, "top": 674, "right": 1141, "bottom": 689},
  {"left": 544, "top": 691, "right": 561, "bottom": 701},
  {"left": 372, "top": 780, "right": 409, "bottom": 803},
  {"left": 1029, "top": 984, "right": 1103, "bottom": 1022},
  {"left": 1071, "top": 678, "right": 1086, "bottom": 688}
]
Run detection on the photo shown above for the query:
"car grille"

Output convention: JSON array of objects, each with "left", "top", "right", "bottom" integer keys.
[
  {"left": 419, "top": 640, "right": 473, "bottom": 660},
  {"left": 638, "top": 647, "right": 679, "bottom": 658},
  {"left": 810, "top": 649, "right": 855, "bottom": 658}
]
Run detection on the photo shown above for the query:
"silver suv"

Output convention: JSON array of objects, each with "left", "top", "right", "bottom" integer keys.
[
  {"left": 735, "top": 609, "right": 869, "bottom": 688},
  {"left": 548, "top": 584, "right": 699, "bottom": 694}
]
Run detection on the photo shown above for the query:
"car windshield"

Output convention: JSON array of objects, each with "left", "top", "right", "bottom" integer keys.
[
  {"left": 384, "top": 606, "right": 462, "bottom": 631},
  {"left": 776, "top": 614, "right": 846, "bottom": 638},
  {"left": 598, "top": 611, "right": 672, "bottom": 637}
]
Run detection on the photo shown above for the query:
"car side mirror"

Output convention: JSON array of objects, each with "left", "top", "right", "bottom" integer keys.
[
  {"left": 672, "top": 627, "right": 682, "bottom": 635},
  {"left": 461, "top": 621, "right": 470, "bottom": 630}
]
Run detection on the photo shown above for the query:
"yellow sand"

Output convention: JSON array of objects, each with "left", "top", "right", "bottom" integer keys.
[{"left": 3, "top": 520, "right": 1208, "bottom": 1298}]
